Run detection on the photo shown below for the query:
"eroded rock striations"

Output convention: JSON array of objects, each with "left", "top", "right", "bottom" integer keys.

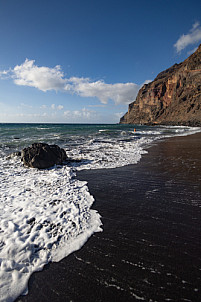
[
  {"left": 120, "top": 44, "right": 201, "bottom": 126},
  {"left": 21, "top": 143, "right": 67, "bottom": 169}
]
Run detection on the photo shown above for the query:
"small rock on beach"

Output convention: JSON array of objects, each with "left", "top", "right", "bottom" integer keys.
[{"left": 21, "top": 143, "right": 67, "bottom": 169}]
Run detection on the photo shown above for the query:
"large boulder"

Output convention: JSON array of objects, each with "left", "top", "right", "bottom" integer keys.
[{"left": 21, "top": 143, "right": 67, "bottom": 169}]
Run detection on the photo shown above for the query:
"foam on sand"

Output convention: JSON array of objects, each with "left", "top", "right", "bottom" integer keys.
[
  {"left": 0, "top": 124, "right": 200, "bottom": 301},
  {"left": 0, "top": 157, "right": 102, "bottom": 302}
]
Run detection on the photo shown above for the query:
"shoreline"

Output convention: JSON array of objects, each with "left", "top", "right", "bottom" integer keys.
[{"left": 16, "top": 133, "right": 201, "bottom": 302}]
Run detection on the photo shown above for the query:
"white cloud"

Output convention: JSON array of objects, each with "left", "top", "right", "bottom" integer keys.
[
  {"left": 63, "top": 110, "right": 71, "bottom": 116},
  {"left": 192, "top": 21, "right": 200, "bottom": 30},
  {"left": 0, "top": 59, "right": 143, "bottom": 105},
  {"left": 13, "top": 59, "right": 66, "bottom": 91},
  {"left": 114, "top": 112, "right": 125, "bottom": 119},
  {"left": 142, "top": 79, "right": 152, "bottom": 85},
  {"left": 64, "top": 108, "right": 97, "bottom": 121},
  {"left": 51, "top": 104, "right": 64, "bottom": 110},
  {"left": 82, "top": 107, "right": 94, "bottom": 118},
  {"left": 67, "top": 77, "right": 139, "bottom": 105},
  {"left": 20, "top": 102, "right": 33, "bottom": 108},
  {"left": 88, "top": 104, "right": 106, "bottom": 108},
  {"left": 0, "top": 69, "right": 10, "bottom": 78},
  {"left": 174, "top": 22, "right": 201, "bottom": 53}
]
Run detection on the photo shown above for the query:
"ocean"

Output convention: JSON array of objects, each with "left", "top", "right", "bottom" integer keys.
[{"left": 0, "top": 123, "right": 200, "bottom": 302}]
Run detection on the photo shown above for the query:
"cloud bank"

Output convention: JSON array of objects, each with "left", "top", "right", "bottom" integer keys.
[
  {"left": 64, "top": 107, "right": 97, "bottom": 120},
  {"left": 13, "top": 59, "right": 67, "bottom": 91},
  {"left": 174, "top": 22, "right": 201, "bottom": 53},
  {"left": 0, "top": 59, "right": 140, "bottom": 105},
  {"left": 68, "top": 77, "right": 139, "bottom": 105}
]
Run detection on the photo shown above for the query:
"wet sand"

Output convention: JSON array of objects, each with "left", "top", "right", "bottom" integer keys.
[{"left": 16, "top": 133, "right": 201, "bottom": 302}]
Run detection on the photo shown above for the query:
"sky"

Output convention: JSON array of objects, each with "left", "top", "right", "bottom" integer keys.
[{"left": 0, "top": 0, "right": 201, "bottom": 124}]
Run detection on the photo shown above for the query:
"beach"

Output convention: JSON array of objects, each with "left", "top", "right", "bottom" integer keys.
[{"left": 15, "top": 132, "right": 201, "bottom": 302}]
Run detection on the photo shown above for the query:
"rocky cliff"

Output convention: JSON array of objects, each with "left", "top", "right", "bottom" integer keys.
[{"left": 120, "top": 44, "right": 201, "bottom": 126}]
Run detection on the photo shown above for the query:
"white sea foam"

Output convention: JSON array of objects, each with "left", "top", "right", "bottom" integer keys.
[
  {"left": 0, "top": 124, "right": 201, "bottom": 301},
  {"left": 66, "top": 126, "right": 201, "bottom": 171},
  {"left": 99, "top": 129, "right": 109, "bottom": 132},
  {"left": 0, "top": 134, "right": 150, "bottom": 301},
  {"left": 159, "top": 125, "right": 201, "bottom": 136},
  {"left": 0, "top": 157, "right": 102, "bottom": 302},
  {"left": 66, "top": 136, "right": 152, "bottom": 170}
]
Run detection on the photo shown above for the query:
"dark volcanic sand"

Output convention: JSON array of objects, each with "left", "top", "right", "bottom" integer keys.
[{"left": 16, "top": 133, "right": 201, "bottom": 302}]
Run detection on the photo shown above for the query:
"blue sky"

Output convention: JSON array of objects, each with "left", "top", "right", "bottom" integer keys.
[{"left": 0, "top": 0, "right": 201, "bottom": 123}]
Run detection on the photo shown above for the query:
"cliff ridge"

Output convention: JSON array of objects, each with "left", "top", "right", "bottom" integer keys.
[{"left": 120, "top": 45, "right": 201, "bottom": 126}]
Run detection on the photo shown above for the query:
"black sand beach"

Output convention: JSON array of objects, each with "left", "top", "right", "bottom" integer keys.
[{"left": 16, "top": 133, "right": 201, "bottom": 302}]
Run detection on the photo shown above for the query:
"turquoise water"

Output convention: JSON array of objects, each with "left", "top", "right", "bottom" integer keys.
[
  {"left": 0, "top": 123, "right": 134, "bottom": 151},
  {"left": 1, "top": 123, "right": 199, "bottom": 157}
]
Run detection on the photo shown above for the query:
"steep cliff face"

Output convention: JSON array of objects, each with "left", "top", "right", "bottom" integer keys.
[{"left": 120, "top": 44, "right": 201, "bottom": 126}]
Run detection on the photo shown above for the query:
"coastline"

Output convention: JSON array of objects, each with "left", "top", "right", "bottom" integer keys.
[{"left": 16, "top": 132, "right": 201, "bottom": 302}]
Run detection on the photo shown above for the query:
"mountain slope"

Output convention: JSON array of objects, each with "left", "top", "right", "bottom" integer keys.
[{"left": 120, "top": 45, "right": 201, "bottom": 126}]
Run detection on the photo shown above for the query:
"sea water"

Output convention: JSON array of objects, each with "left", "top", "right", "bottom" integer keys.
[{"left": 0, "top": 123, "right": 200, "bottom": 302}]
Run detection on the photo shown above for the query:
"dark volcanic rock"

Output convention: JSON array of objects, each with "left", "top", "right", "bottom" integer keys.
[
  {"left": 120, "top": 44, "right": 201, "bottom": 126},
  {"left": 21, "top": 143, "right": 67, "bottom": 169}
]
